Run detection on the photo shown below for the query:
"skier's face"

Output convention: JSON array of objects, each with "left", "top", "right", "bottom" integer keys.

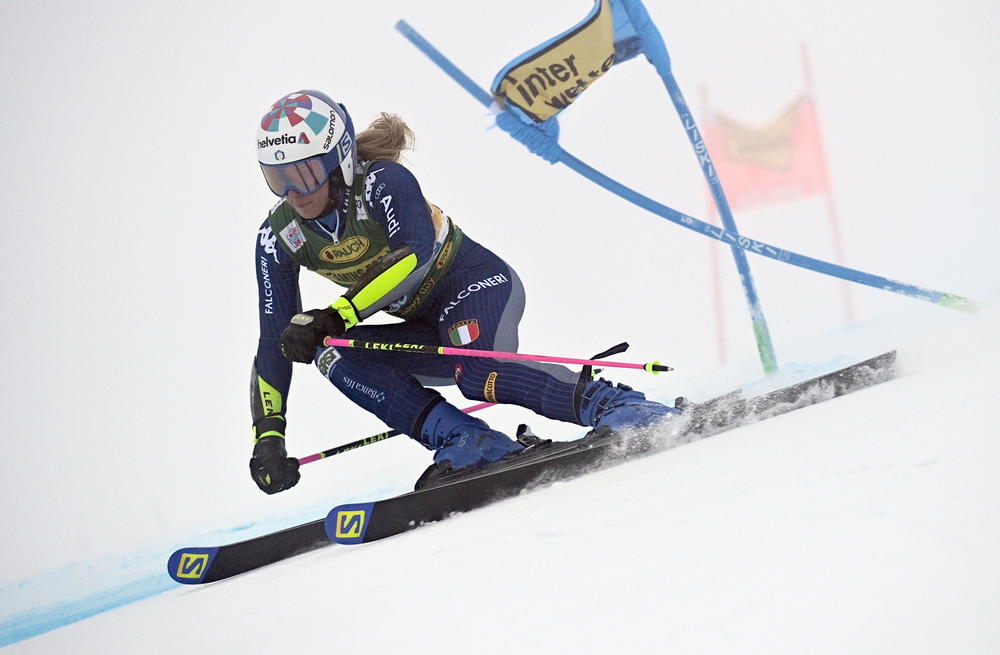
[{"left": 287, "top": 179, "right": 331, "bottom": 219}]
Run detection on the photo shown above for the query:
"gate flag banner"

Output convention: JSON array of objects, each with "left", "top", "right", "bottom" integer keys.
[
  {"left": 704, "top": 96, "right": 830, "bottom": 210},
  {"left": 490, "top": 0, "right": 644, "bottom": 123},
  {"left": 489, "top": 0, "right": 782, "bottom": 371},
  {"left": 393, "top": 2, "right": 981, "bottom": 376}
]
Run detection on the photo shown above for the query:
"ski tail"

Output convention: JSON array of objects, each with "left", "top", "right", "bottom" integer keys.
[
  {"left": 167, "top": 548, "right": 220, "bottom": 585},
  {"left": 167, "top": 519, "right": 329, "bottom": 584}
]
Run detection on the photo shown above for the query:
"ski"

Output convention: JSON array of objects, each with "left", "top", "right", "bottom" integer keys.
[
  {"left": 168, "top": 351, "right": 895, "bottom": 582},
  {"left": 326, "top": 351, "right": 897, "bottom": 545},
  {"left": 167, "top": 520, "right": 328, "bottom": 584},
  {"left": 680, "top": 350, "right": 898, "bottom": 440}
]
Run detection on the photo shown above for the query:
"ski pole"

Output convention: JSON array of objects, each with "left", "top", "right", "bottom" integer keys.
[
  {"left": 321, "top": 337, "right": 673, "bottom": 374},
  {"left": 296, "top": 401, "right": 495, "bottom": 465}
]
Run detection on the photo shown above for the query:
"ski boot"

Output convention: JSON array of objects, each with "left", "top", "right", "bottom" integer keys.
[
  {"left": 576, "top": 378, "right": 677, "bottom": 433},
  {"left": 414, "top": 401, "right": 523, "bottom": 489}
]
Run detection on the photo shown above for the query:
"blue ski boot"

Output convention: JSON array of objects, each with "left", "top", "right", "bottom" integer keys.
[
  {"left": 417, "top": 401, "right": 523, "bottom": 470},
  {"left": 576, "top": 378, "right": 676, "bottom": 431}
]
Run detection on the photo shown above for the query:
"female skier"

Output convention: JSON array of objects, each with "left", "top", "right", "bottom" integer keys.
[{"left": 249, "top": 90, "right": 673, "bottom": 494}]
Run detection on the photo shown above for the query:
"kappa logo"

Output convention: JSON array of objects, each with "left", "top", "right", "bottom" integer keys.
[
  {"left": 175, "top": 553, "right": 209, "bottom": 579},
  {"left": 319, "top": 235, "right": 371, "bottom": 263},
  {"left": 258, "top": 226, "right": 279, "bottom": 263},
  {"left": 364, "top": 167, "right": 385, "bottom": 203},
  {"left": 335, "top": 510, "right": 366, "bottom": 539}
]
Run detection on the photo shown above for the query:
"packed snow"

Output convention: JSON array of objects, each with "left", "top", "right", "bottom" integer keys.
[
  {"left": 2, "top": 0, "right": 998, "bottom": 652},
  {"left": 6, "top": 308, "right": 1000, "bottom": 653}
]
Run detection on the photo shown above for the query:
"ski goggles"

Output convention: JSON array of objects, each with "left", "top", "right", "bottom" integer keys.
[{"left": 260, "top": 157, "right": 332, "bottom": 197}]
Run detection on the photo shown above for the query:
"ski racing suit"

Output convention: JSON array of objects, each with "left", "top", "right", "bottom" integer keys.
[{"left": 251, "top": 160, "right": 588, "bottom": 452}]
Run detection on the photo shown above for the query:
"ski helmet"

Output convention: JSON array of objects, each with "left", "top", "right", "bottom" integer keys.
[{"left": 256, "top": 90, "right": 356, "bottom": 196}]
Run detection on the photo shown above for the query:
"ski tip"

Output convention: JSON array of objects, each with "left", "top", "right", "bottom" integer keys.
[
  {"left": 867, "top": 350, "right": 898, "bottom": 378},
  {"left": 325, "top": 502, "right": 376, "bottom": 544},
  {"left": 167, "top": 547, "right": 219, "bottom": 584}
]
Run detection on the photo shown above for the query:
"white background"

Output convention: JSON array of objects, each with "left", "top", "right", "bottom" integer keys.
[{"left": 1, "top": 0, "right": 997, "bottom": 594}]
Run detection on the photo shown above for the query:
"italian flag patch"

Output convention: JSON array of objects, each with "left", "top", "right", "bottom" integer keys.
[{"left": 448, "top": 319, "right": 480, "bottom": 346}]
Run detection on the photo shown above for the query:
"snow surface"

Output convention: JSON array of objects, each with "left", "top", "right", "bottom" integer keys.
[
  {"left": 2, "top": 0, "right": 999, "bottom": 652},
  {"left": 6, "top": 309, "right": 1000, "bottom": 653}
]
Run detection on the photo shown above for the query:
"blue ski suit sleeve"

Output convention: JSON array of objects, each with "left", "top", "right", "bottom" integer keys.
[
  {"left": 365, "top": 161, "right": 435, "bottom": 261},
  {"left": 251, "top": 219, "right": 300, "bottom": 422},
  {"left": 347, "top": 161, "right": 438, "bottom": 319}
]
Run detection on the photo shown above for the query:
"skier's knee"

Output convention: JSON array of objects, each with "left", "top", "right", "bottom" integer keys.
[{"left": 454, "top": 359, "right": 497, "bottom": 402}]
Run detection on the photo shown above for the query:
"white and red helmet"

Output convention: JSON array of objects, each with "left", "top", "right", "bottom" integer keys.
[{"left": 256, "top": 90, "right": 356, "bottom": 196}]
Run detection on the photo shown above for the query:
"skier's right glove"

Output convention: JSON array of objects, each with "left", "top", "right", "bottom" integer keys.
[
  {"left": 280, "top": 308, "right": 347, "bottom": 364},
  {"left": 250, "top": 416, "right": 300, "bottom": 494}
]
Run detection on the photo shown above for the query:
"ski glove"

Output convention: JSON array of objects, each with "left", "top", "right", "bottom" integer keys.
[
  {"left": 250, "top": 434, "right": 300, "bottom": 494},
  {"left": 279, "top": 308, "right": 346, "bottom": 363}
]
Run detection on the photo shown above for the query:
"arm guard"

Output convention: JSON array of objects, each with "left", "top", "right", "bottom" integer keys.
[
  {"left": 250, "top": 361, "right": 287, "bottom": 441},
  {"left": 330, "top": 245, "right": 420, "bottom": 328}
]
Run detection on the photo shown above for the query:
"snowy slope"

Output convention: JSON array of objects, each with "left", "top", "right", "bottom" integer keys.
[
  {"left": 2, "top": 0, "right": 998, "bottom": 651},
  {"left": 7, "top": 309, "right": 1000, "bottom": 654}
]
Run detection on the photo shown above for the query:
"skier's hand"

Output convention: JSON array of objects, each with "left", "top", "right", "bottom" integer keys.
[
  {"left": 250, "top": 435, "right": 301, "bottom": 494},
  {"left": 279, "top": 308, "right": 346, "bottom": 363}
]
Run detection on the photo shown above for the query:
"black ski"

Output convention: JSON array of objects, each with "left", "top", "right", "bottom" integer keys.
[
  {"left": 325, "top": 351, "right": 897, "bottom": 545},
  {"left": 680, "top": 349, "right": 898, "bottom": 439},
  {"left": 168, "top": 351, "right": 895, "bottom": 582},
  {"left": 167, "top": 520, "right": 328, "bottom": 584}
]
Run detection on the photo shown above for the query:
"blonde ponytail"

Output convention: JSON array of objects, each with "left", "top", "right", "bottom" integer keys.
[{"left": 356, "top": 113, "right": 415, "bottom": 162}]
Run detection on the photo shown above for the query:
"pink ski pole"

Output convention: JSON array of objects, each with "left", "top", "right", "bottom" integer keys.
[
  {"left": 297, "top": 402, "right": 495, "bottom": 465},
  {"left": 321, "top": 337, "right": 672, "bottom": 374}
]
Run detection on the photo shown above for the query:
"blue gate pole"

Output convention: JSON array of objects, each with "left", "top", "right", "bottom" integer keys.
[
  {"left": 618, "top": 0, "right": 777, "bottom": 373},
  {"left": 393, "top": 20, "right": 980, "bottom": 313}
]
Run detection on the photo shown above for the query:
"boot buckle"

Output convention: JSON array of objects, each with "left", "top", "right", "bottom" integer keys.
[{"left": 515, "top": 424, "right": 552, "bottom": 449}]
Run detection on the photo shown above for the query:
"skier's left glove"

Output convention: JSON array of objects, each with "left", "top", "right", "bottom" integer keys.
[
  {"left": 279, "top": 308, "right": 346, "bottom": 363},
  {"left": 250, "top": 426, "right": 300, "bottom": 495}
]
